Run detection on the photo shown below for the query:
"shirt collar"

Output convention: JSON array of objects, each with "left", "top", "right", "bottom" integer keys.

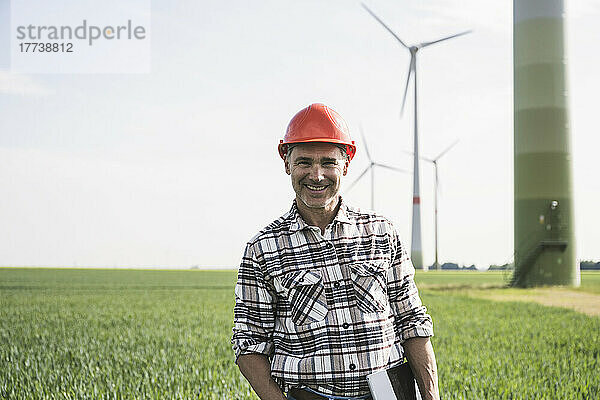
[{"left": 287, "top": 197, "right": 352, "bottom": 232}]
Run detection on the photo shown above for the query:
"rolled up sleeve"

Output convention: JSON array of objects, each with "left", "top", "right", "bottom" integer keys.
[
  {"left": 231, "top": 243, "right": 276, "bottom": 362},
  {"left": 386, "top": 228, "right": 434, "bottom": 342}
]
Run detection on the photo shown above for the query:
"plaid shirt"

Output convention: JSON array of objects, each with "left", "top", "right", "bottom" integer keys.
[{"left": 232, "top": 199, "right": 433, "bottom": 397}]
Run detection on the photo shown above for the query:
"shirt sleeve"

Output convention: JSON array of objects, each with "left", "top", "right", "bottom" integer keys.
[
  {"left": 386, "top": 226, "right": 434, "bottom": 342},
  {"left": 231, "top": 243, "right": 276, "bottom": 362}
]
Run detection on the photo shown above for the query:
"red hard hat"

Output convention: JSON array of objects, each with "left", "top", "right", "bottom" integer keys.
[{"left": 278, "top": 103, "right": 356, "bottom": 161}]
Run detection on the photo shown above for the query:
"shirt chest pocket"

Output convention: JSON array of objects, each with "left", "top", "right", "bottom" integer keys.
[
  {"left": 280, "top": 270, "right": 328, "bottom": 326},
  {"left": 349, "top": 261, "right": 389, "bottom": 313}
]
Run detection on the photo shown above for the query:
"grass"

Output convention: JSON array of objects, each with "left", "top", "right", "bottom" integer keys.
[
  {"left": 414, "top": 270, "right": 600, "bottom": 294},
  {"left": 425, "top": 292, "right": 600, "bottom": 399},
  {"left": 415, "top": 270, "right": 600, "bottom": 317},
  {"left": 414, "top": 270, "right": 507, "bottom": 289},
  {"left": 1, "top": 268, "right": 244, "bottom": 400},
  {"left": 1, "top": 268, "right": 599, "bottom": 399},
  {"left": 577, "top": 271, "right": 600, "bottom": 294}
]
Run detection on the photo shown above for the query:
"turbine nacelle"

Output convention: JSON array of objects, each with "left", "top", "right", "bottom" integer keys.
[{"left": 362, "top": 3, "right": 470, "bottom": 116}]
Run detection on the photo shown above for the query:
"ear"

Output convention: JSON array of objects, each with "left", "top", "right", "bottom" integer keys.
[
  {"left": 342, "top": 160, "right": 349, "bottom": 176},
  {"left": 284, "top": 158, "right": 291, "bottom": 175}
]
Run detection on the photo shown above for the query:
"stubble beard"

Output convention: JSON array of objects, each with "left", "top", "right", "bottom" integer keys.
[{"left": 297, "top": 190, "right": 340, "bottom": 212}]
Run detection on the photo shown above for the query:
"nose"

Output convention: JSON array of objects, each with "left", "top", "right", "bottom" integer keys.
[{"left": 308, "top": 164, "right": 325, "bottom": 182}]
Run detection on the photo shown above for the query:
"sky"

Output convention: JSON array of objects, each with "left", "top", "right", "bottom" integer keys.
[{"left": 1, "top": 0, "right": 599, "bottom": 269}]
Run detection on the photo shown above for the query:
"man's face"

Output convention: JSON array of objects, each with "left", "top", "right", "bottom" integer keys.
[{"left": 285, "top": 142, "right": 348, "bottom": 210}]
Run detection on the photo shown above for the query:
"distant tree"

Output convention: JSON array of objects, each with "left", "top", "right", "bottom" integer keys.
[
  {"left": 580, "top": 261, "right": 600, "bottom": 270},
  {"left": 488, "top": 263, "right": 512, "bottom": 271},
  {"left": 441, "top": 262, "right": 459, "bottom": 270}
]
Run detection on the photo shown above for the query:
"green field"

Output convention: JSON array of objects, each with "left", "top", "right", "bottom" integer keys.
[
  {"left": 576, "top": 271, "right": 600, "bottom": 294},
  {"left": 1, "top": 268, "right": 599, "bottom": 399}
]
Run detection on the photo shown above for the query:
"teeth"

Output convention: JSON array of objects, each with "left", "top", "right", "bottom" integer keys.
[{"left": 306, "top": 184, "right": 326, "bottom": 191}]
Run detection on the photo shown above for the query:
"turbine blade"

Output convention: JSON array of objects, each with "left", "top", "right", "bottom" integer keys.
[
  {"left": 419, "top": 30, "right": 472, "bottom": 48},
  {"left": 400, "top": 57, "right": 414, "bottom": 115},
  {"left": 361, "top": 3, "right": 409, "bottom": 48},
  {"left": 434, "top": 139, "right": 460, "bottom": 161},
  {"left": 345, "top": 165, "right": 371, "bottom": 192},
  {"left": 373, "top": 162, "right": 411, "bottom": 174},
  {"left": 359, "top": 124, "right": 373, "bottom": 162}
]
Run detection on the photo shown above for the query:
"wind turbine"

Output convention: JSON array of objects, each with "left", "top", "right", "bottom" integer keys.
[
  {"left": 346, "top": 127, "right": 410, "bottom": 210},
  {"left": 362, "top": 3, "right": 470, "bottom": 270},
  {"left": 404, "top": 140, "right": 459, "bottom": 270}
]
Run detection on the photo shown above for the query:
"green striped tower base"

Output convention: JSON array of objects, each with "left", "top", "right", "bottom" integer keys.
[{"left": 513, "top": 0, "right": 579, "bottom": 286}]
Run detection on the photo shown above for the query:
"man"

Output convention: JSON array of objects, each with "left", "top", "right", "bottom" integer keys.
[{"left": 232, "top": 103, "right": 438, "bottom": 400}]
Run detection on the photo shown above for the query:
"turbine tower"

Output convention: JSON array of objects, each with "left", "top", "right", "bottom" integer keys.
[
  {"left": 513, "top": 0, "right": 577, "bottom": 286},
  {"left": 405, "top": 140, "right": 459, "bottom": 270},
  {"left": 362, "top": 3, "right": 470, "bottom": 269},
  {"left": 346, "top": 127, "right": 410, "bottom": 210}
]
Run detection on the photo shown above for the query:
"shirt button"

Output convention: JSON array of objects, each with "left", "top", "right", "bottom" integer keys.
[
  {"left": 349, "top": 363, "right": 356, "bottom": 371},
  {"left": 326, "top": 242, "right": 333, "bottom": 248},
  {"left": 342, "top": 322, "right": 349, "bottom": 329},
  {"left": 334, "top": 282, "right": 340, "bottom": 288}
]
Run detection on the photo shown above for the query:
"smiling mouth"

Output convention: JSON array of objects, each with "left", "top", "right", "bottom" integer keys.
[{"left": 305, "top": 184, "right": 328, "bottom": 192}]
